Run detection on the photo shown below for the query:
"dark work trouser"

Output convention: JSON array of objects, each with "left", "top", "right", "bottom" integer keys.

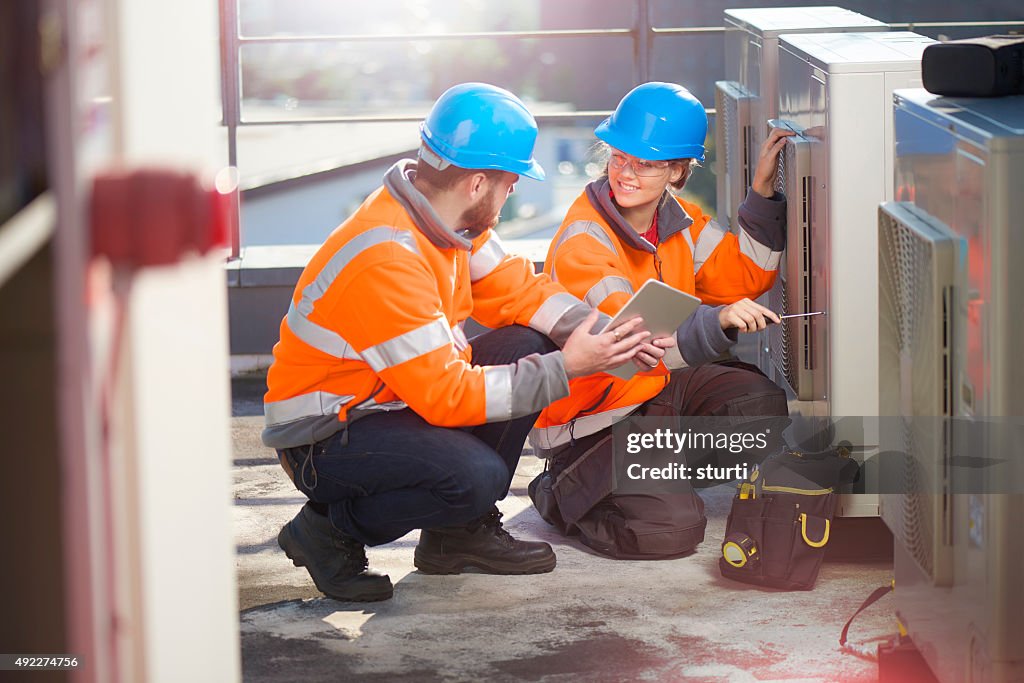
[
  {"left": 278, "top": 325, "right": 556, "bottom": 547},
  {"left": 548, "top": 361, "right": 790, "bottom": 480}
]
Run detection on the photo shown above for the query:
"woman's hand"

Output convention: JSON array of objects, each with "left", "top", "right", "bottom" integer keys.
[
  {"left": 751, "top": 127, "right": 796, "bottom": 198},
  {"left": 631, "top": 334, "right": 675, "bottom": 370},
  {"left": 719, "top": 298, "right": 780, "bottom": 333}
]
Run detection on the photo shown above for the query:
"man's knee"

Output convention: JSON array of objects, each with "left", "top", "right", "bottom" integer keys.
[
  {"left": 505, "top": 326, "right": 557, "bottom": 356},
  {"left": 472, "top": 325, "right": 557, "bottom": 365},
  {"left": 435, "top": 452, "right": 508, "bottom": 517}
]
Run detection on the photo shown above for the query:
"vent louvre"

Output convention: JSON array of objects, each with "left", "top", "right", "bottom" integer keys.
[
  {"left": 715, "top": 81, "right": 755, "bottom": 233},
  {"left": 878, "top": 202, "right": 957, "bottom": 587},
  {"left": 765, "top": 130, "right": 820, "bottom": 400}
]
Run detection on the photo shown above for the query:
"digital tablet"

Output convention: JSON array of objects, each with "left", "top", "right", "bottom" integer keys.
[{"left": 600, "top": 279, "right": 702, "bottom": 380}]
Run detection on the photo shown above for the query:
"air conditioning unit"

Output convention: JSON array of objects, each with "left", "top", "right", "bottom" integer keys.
[
  {"left": 878, "top": 201, "right": 958, "bottom": 587},
  {"left": 880, "top": 89, "right": 1024, "bottom": 683},
  {"left": 759, "top": 32, "right": 935, "bottom": 517},
  {"left": 715, "top": 7, "right": 887, "bottom": 233}
]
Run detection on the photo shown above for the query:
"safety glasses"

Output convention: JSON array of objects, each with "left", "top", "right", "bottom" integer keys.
[{"left": 608, "top": 153, "right": 671, "bottom": 177}]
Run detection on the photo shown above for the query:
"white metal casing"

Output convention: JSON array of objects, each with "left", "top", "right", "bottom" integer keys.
[
  {"left": 716, "top": 7, "right": 888, "bottom": 232},
  {"left": 763, "top": 31, "right": 935, "bottom": 517},
  {"left": 883, "top": 89, "right": 1024, "bottom": 683}
]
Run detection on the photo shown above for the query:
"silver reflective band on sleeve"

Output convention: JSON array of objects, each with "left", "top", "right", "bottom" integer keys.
[
  {"left": 265, "top": 391, "right": 356, "bottom": 427},
  {"left": 452, "top": 321, "right": 470, "bottom": 352},
  {"left": 469, "top": 234, "right": 509, "bottom": 282},
  {"left": 692, "top": 220, "right": 727, "bottom": 274},
  {"left": 483, "top": 365, "right": 514, "bottom": 422},
  {"left": 551, "top": 220, "right": 617, "bottom": 282},
  {"left": 738, "top": 227, "right": 783, "bottom": 271},
  {"left": 360, "top": 316, "right": 453, "bottom": 373},
  {"left": 528, "top": 403, "right": 643, "bottom": 450},
  {"left": 528, "top": 292, "right": 582, "bottom": 336},
  {"left": 351, "top": 397, "right": 409, "bottom": 413},
  {"left": 286, "top": 302, "right": 363, "bottom": 360},
  {"left": 584, "top": 276, "right": 633, "bottom": 308}
]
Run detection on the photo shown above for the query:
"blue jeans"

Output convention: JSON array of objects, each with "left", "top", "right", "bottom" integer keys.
[{"left": 279, "top": 325, "right": 556, "bottom": 547}]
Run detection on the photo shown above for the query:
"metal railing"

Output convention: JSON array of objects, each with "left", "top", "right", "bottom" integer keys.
[
  {"left": 218, "top": 0, "right": 1023, "bottom": 256},
  {"left": 218, "top": 0, "right": 713, "bottom": 255}
]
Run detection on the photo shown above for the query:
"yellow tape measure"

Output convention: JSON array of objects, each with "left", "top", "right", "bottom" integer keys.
[{"left": 722, "top": 533, "right": 759, "bottom": 569}]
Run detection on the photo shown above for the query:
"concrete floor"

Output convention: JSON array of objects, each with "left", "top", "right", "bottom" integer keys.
[{"left": 232, "top": 378, "right": 895, "bottom": 682}]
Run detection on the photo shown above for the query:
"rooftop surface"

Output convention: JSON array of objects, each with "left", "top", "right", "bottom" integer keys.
[{"left": 231, "top": 376, "right": 894, "bottom": 683}]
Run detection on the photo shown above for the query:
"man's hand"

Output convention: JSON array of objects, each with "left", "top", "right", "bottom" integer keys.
[
  {"left": 751, "top": 127, "right": 795, "bottom": 198},
  {"left": 562, "top": 310, "right": 651, "bottom": 379},
  {"left": 719, "top": 298, "right": 780, "bottom": 333}
]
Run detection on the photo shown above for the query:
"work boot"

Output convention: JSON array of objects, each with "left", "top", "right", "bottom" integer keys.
[
  {"left": 278, "top": 502, "right": 393, "bottom": 602},
  {"left": 414, "top": 507, "right": 557, "bottom": 575}
]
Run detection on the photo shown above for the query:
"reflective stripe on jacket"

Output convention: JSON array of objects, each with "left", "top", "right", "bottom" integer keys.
[
  {"left": 262, "top": 160, "right": 592, "bottom": 449},
  {"left": 530, "top": 181, "right": 785, "bottom": 450}
]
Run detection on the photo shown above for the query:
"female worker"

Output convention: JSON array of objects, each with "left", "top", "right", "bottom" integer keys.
[{"left": 529, "top": 82, "right": 794, "bottom": 559}]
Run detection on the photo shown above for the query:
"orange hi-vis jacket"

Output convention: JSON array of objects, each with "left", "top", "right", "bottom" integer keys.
[
  {"left": 262, "top": 160, "right": 596, "bottom": 449},
  {"left": 530, "top": 181, "right": 786, "bottom": 451}
]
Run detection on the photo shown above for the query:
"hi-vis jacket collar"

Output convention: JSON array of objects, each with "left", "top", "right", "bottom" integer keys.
[
  {"left": 585, "top": 179, "right": 694, "bottom": 254},
  {"left": 383, "top": 159, "right": 474, "bottom": 252}
]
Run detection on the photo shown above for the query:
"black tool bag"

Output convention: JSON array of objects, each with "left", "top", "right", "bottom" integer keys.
[
  {"left": 719, "top": 447, "right": 859, "bottom": 590},
  {"left": 922, "top": 35, "right": 1024, "bottom": 97}
]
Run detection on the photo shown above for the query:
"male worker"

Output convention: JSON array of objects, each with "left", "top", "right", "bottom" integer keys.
[{"left": 262, "top": 83, "right": 662, "bottom": 602}]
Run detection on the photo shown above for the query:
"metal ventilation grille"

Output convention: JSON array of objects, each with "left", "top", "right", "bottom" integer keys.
[
  {"left": 765, "top": 127, "right": 820, "bottom": 400},
  {"left": 766, "top": 276, "right": 794, "bottom": 391},
  {"left": 714, "top": 81, "right": 754, "bottom": 233},
  {"left": 878, "top": 202, "right": 957, "bottom": 587},
  {"left": 898, "top": 420, "right": 937, "bottom": 578}
]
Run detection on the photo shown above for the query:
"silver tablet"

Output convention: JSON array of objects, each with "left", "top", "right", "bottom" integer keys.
[{"left": 600, "top": 279, "right": 701, "bottom": 380}]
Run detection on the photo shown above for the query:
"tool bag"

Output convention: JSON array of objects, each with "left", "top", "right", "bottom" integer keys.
[
  {"left": 922, "top": 35, "right": 1024, "bottom": 97},
  {"left": 719, "top": 446, "right": 859, "bottom": 590}
]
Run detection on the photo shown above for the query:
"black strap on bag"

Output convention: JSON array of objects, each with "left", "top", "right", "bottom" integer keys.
[{"left": 840, "top": 580, "right": 895, "bottom": 648}]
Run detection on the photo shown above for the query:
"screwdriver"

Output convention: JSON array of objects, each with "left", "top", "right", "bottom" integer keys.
[
  {"left": 779, "top": 311, "right": 825, "bottom": 320},
  {"left": 770, "top": 311, "right": 826, "bottom": 324}
]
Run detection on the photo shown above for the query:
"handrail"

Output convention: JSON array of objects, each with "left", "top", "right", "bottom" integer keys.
[
  {"left": 238, "top": 28, "right": 635, "bottom": 44},
  {"left": 239, "top": 109, "right": 718, "bottom": 126},
  {"left": 220, "top": 2, "right": 1024, "bottom": 255}
]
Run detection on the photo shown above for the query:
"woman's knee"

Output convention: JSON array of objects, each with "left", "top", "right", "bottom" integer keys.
[{"left": 673, "top": 364, "right": 788, "bottom": 416}]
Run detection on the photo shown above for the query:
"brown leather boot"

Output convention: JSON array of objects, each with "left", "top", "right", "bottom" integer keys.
[
  {"left": 414, "top": 507, "right": 556, "bottom": 575},
  {"left": 278, "top": 503, "right": 393, "bottom": 602}
]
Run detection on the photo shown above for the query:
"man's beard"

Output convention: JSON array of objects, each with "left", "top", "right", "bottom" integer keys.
[{"left": 457, "top": 188, "right": 502, "bottom": 238}]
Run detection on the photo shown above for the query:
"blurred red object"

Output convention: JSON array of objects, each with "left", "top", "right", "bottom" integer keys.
[{"left": 90, "top": 167, "right": 236, "bottom": 267}]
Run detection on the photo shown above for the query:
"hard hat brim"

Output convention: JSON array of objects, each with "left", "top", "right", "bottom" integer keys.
[{"left": 420, "top": 129, "right": 545, "bottom": 181}]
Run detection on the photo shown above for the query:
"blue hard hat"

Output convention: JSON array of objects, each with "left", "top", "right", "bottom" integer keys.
[
  {"left": 420, "top": 83, "right": 545, "bottom": 180},
  {"left": 595, "top": 82, "right": 707, "bottom": 163}
]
